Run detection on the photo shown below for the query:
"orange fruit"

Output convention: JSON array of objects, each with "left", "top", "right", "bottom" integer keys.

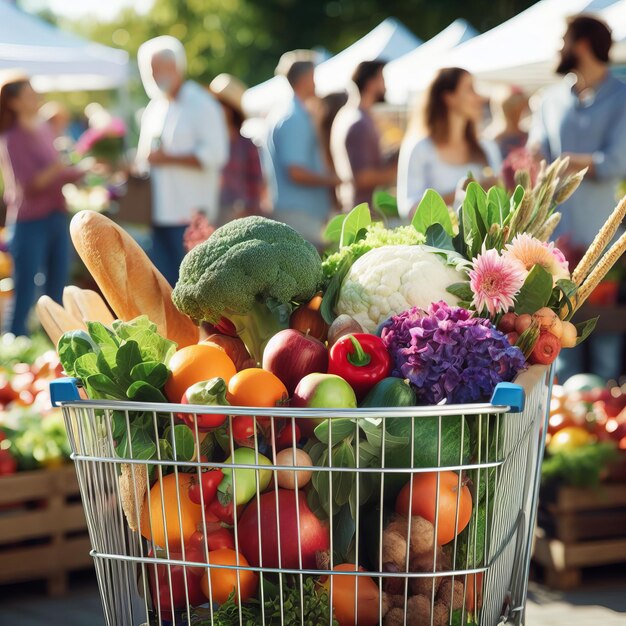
[
  {"left": 200, "top": 548, "right": 258, "bottom": 604},
  {"left": 322, "top": 564, "right": 379, "bottom": 626},
  {"left": 396, "top": 471, "right": 472, "bottom": 545},
  {"left": 165, "top": 344, "right": 236, "bottom": 402},
  {"left": 227, "top": 368, "right": 288, "bottom": 407},
  {"left": 140, "top": 472, "right": 203, "bottom": 550}
]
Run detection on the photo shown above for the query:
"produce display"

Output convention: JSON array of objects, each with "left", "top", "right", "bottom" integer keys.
[
  {"left": 0, "top": 336, "right": 66, "bottom": 474},
  {"left": 542, "top": 374, "right": 626, "bottom": 487},
  {"left": 41, "top": 157, "right": 626, "bottom": 626}
]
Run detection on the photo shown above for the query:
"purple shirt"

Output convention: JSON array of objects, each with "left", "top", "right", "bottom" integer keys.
[
  {"left": 331, "top": 106, "right": 383, "bottom": 211},
  {"left": 219, "top": 134, "right": 263, "bottom": 215},
  {"left": 0, "top": 123, "right": 73, "bottom": 224}
]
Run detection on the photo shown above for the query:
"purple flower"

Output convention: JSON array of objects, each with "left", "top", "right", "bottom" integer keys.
[{"left": 380, "top": 301, "right": 526, "bottom": 405}]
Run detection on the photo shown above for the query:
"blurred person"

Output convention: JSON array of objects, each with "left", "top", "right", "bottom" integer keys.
[
  {"left": 317, "top": 92, "right": 348, "bottom": 188},
  {"left": 331, "top": 60, "right": 397, "bottom": 213},
  {"left": 39, "top": 101, "right": 70, "bottom": 139},
  {"left": 137, "top": 36, "right": 228, "bottom": 287},
  {"left": 486, "top": 85, "right": 530, "bottom": 159},
  {"left": 266, "top": 51, "right": 338, "bottom": 246},
  {"left": 209, "top": 73, "right": 264, "bottom": 225},
  {"left": 528, "top": 15, "right": 626, "bottom": 381},
  {"left": 0, "top": 72, "right": 81, "bottom": 336},
  {"left": 397, "top": 67, "right": 502, "bottom": 218}
]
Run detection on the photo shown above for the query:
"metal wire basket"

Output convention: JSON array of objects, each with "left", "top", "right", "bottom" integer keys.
[{"left": 50, "top": 364, "right": 551, "bottom": 626}]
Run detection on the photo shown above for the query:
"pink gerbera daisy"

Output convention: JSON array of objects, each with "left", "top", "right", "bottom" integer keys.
[
  {"left": 469, "top": 248, "right": 526, "bottom": 316},
  {"left": 504, "top": 233, "right": 570, "bottom": 281}
]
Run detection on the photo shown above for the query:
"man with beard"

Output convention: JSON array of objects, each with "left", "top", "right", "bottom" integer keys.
[
  {"left": 529, "top": 15, "right": 626, "bottom": 381},
  {"left": 331, "top": 60, "right": 397, "bottom": 213},
  {"left": 136, "top": 36, "right": 228, "bottom": 287}
]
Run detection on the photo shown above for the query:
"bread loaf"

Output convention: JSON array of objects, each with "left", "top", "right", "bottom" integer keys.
[
  {"left": 63, "top": 286, "right": 115, "bottom": 326},
  {"left": 36, "top": 295, "right": 86, "bottom": 345},
  {"left": 70, "top": 211, "right": 198, "bottom": 348}
]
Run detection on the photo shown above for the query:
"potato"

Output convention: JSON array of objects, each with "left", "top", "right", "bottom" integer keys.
[{"left": 275, "top": 448, "right": 313, "bottom": 489}]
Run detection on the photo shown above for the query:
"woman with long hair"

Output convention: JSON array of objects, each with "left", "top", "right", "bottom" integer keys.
[
  {"left": 397, "top": 67, "right": 501, "bottom": 218},
  {"left": 0, "top": 73, "right": 81, "bottom": 336}
]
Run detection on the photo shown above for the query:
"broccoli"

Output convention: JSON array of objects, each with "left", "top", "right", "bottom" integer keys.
[
  {"left": 172, "top": 216, "right": 323, "bottom": 363},
  {"left": 322, "top": 222, "right": 425, "bottom": 280}
]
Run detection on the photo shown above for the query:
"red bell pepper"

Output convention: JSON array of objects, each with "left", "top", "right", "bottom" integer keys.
[{"left": 328, "top": 333, "right": 392, "bottom": 400}]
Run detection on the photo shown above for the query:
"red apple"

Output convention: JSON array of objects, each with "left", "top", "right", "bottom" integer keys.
[
  {"left": 262, "top": 329, "right": 328, "bottom": 395},
  {"left": 237, "top": 489, "right": 329, "bottom": 569}
]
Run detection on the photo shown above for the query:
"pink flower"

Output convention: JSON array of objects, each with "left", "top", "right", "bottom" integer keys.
[
  {"left": 469, "top": 248, "right": 527, "bottom": 316},
  {"left": 504, "top": 233, "right": 570, "bottom": 281}
]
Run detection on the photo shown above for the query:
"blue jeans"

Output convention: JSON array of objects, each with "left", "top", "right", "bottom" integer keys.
[
  {"left": 5, "top": 212, "right": 70, "bottom": 337},
  {"left": 150, "top": 225, "right": 187, "bottom": 288}
]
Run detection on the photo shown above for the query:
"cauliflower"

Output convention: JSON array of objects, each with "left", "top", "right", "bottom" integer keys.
[{"left": 335, "top": 245, "right": 465, "bottom": 332}]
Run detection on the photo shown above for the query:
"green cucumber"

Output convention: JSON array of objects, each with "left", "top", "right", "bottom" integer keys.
[{"left": 360, "top": 377, "right": 416, "bottom": 408}]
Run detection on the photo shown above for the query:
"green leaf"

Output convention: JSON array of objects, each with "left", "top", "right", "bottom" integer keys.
[
  {"left": 340, "top": 203, "right": 371, "bottom": 249},
  {"left": 331, "top": 441, "right": 355, "bottom": 507},
  {"left": 164, "top": 424, "right": 195, "bottom": 462},
  {"left": 359, "top": 419, "right": 406, "bottom": 453},
  {"left": 112, "top": 315, "right": 156, "bottom": 339},
  {"left": 85, "top": 373, "right": 126, "bottom": 399},
  {"left": 111, "top": 411, "right": 127, "bottom": 439},
  {"left": 511, "top": 184, "right": 525, "bottom": 212},
  {"left": 487, "top": 186, "right": 510, "bottom": 225},
  {"left": 514, "top": 265, "right": 554, "bottom": 315},
  {"left": 313, "top": 419, "right": 355, "bottom": 445},
  {"left": 333, "top": 504, "right": 356, "bottom": 562},
  {"left": 130, "top": 361, "right": 169, "bottom": 389},
  {"left": 320, "top": 252, "right": 353, "bottom": 325},
  {"left": 126, "top": 381, "right": 168, "bottom": 403},
  {"left": 112, "top": 316, "right": 177, "bottom": 365},
  {"left": 411, "top": 189, "right": 453, "bottom": 236},
  {"left": 57, "top": 330, "right": 98, "bottom": 377},
  {"left": 86, "top": 321, "right": 118, "bottom": 348},
  {"left": 575, "top": 317, "right": 599, "bottom": 346},
  {"left": 116, "top": 416, "right": 157, "bottom": 461},
  {"left": 372, "top": 189, "right": 399, "bottom": 217},
  {"left": 96, "top": 348, "right": 116, "bottom": 380},
  {"left": 425, "top": 224, "right": 455, "bottom": 251},
  {"left": 115, "top": 340, "right": 142, "bottom": 383},
  {"left": 447, "top": 282, "right": 474, "bottom": 302},
  {"left": 74, "top": 352, "right": 99, "bottom": 380},
  {"left": 465, "top": 182, "right": 489, "bottom": 228},
  {"left": 358, "top": 440, "right": 381, "bottom": 466},
  {"left": 323, "top": 214, "right": 346, "bottom": 243}
]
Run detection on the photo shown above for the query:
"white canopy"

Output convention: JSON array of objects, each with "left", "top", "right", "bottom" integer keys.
[
  {"left": 602, "top": 0, "right": 626, "bottom": 57},
  {"left": 0, "top": 2, "right": 128, "bottom": 92},
  {"left": 384, "top": 19, "right": 478, "bottom": 105},
  {"left": 242, "top": 17, "right": 420, "bottom": 118},
  {"left": 445, "top": 0, "right": 621, "bottom": 89}
]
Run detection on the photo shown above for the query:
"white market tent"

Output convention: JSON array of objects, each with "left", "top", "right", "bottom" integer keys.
[
  {"left": 443, "top": 0, "right": 621, "bottom": 90},
  {"left": 384, "top": 19, "right": 478, "bottom": 106},
  {"left": 0, "top": 1, "right": 128, "bottom": 91},
  {"left": 242, "top": 17, "right": 420, "bottom": 118},
  {"left": 601, "top": 0, "right": 626, "bottom": 57}
]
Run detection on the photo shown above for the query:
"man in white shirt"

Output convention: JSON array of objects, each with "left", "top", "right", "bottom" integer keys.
[{"left": 137, "top": 36, "right": 228, "bottom": 287}]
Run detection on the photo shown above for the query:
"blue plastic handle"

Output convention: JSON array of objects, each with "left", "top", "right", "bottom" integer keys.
[
  {"left": 490, "top": 382, "right": 525, "bottom": 413},
  {"left": 50, "top": 377, "right": 81, "bottom": 407}
]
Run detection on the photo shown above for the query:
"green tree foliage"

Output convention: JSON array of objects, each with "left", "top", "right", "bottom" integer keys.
[{"left": 66, "top": 0, "right": 537, "bottom": 88}]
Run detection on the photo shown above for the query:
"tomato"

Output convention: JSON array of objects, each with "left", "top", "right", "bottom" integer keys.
[
  {"left": 188, "top": 469, "right": 224, "bottom": 506},
  {"left": 230, "top": 415, "right": 256, "bottom": 445},
  {"left": 208, "top": 498, "right": 235, "bottom": 526},
  {"left": 165, "top": 344, "right": 236, "bottom": 403},
  {"left": 395, "top": 471, "right": 472, "bottom": 545},
  {"left": 275, "top": 421, "right": 301, "bottom": 451},
  {"left": 200, "top": 548, "right": 257, "bottom": 605},
  {"left": 321, "top": 564, "right": 379, "bottom": 626},
  {"left": 148, "top": 547, "right": 206, "bottom": 616},
  {"left": 0, "top": 449, "right": 17, "bottom": 475},
  {"left": 141, "top": 473, "right": 204, "bottom": 550},
  {"left": 188, "top": 527, "right": 235, "bottom": 553},
  {"left": 547, "top": 426, "right": 593, "bottom": 454},
  {"left": 227, "top": 368, "right": 288, "bottom": 408}
]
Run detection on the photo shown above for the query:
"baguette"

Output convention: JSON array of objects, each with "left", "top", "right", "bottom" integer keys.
[
  {"left": 70, "top": 211, "right": 199, "bottom": 348},
  {"left": 63, "top": 286, "right": 115, "bottom": 326},
  {"left": 36, "top": 295, "right": 86, "bottom": 345}
]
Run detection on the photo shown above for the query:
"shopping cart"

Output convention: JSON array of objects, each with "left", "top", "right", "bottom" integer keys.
[{"left": 50, "top": 363, "right": 551, "bottom": 626}]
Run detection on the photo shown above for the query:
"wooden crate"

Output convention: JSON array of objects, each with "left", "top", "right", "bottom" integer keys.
[
  {"left": 533, "top": 484, "right": 626, "bottom": 589},
  {"left": 0, "top": 465, "right": 93, "bottom": 596}
]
